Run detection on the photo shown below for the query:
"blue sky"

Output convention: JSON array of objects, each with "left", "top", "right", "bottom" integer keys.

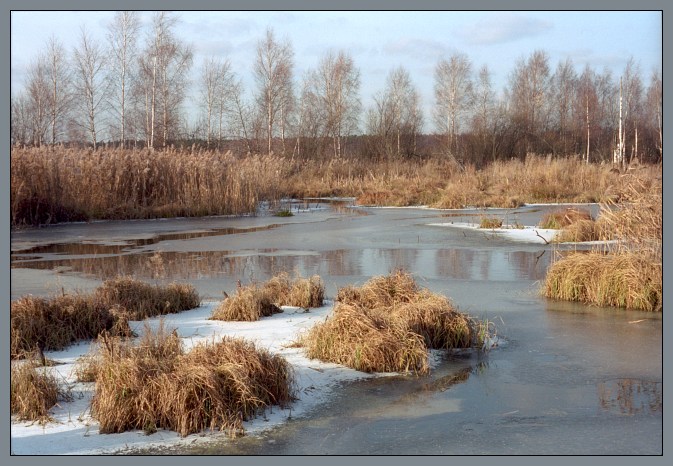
[{"left": 10, "top": 10, "right": 662, "bottom": 130}]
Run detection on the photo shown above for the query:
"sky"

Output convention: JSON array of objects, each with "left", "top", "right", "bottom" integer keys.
[{"left": 10, "top": 10, "right": 662, "bottom": 133}]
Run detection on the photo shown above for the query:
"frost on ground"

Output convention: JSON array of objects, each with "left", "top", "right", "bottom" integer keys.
[
  {"left": 10, "top": 300, "right": 382, "bottom": 455},
  {"left": 428, "top": 221, "right": 559, "bottom": 244}
]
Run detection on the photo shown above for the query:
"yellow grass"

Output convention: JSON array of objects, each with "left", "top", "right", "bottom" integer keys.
[
  {"left": 11, "top": 361, "right": 71, "bottom": 424},
  {"left": 211, "top": 273, "right": 325, "bottom": 321},
  {"left": 90, "top": 322, "right": 295, "bottom": 437},
  {"left": 544, "top": 179, "right": 662, "bottom": 311},
  {"left": 10, "top": 277, "right": 200, "bottom": 358},
  {"left": 300, "top": 271, "right": 488, "bottom": 375},
  {"left": 12, "top": 147, "right": 658, "bottom": 226}
]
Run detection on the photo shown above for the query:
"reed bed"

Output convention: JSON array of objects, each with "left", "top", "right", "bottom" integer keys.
[
  {"left": 300, "top": 271, "right": 487, "bottom": 375},
  {"left": 12, "top": 147, "right": 658, "bottom": 226},
  {"left": 539, "top": 207, "right": 594, "bottom": 230},
  {"left": 11, "top": 361, "right": 70, "bottom": 424},
  {"left": 90, "top": 322, "right": 295, "bottom": 437},
  {"left": 211, "top": 273, "right": 324, "bottom": 321},
  {"left": 10, "top": 277, "right": 200, "bottom": 358},
  {"left": 544, "top": 179, "right": 662, "bottom": 311}
]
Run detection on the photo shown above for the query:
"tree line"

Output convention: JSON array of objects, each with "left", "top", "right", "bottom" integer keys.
[{"left": 11, "top": 11, "right": 662, "bottom": 166}]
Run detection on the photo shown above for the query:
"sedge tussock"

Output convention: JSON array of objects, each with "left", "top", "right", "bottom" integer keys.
[
  {"left": 211, "top": 273, "right": 325, "bottom": 321},
  {"left": 90, "top": 322, "right": 295, "bottom": 437},
  {"left": 544, "top": 252, "right": 662, "bottom": 312},
  {"left": 10, "top": 277, "right": 200, "bottom": 359},
  {"left": 11, "top": 361, "right": 71, "bottom": 424},
  {"left": 301, "top": 271, "right": 488, "bottom": 375},
  {"left": 479, "top": 217, "right": 503, "bottom": 229},
  {"left": 544, "top": 180, "right": 661, "bottom": 311},
  {"left": 538, "top": 207, "right": 593, "bottom": 230}
]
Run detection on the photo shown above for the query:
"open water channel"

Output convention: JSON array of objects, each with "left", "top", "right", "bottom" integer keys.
[{"left": 10, "top": 201, "right": 662, "bottom": 455}]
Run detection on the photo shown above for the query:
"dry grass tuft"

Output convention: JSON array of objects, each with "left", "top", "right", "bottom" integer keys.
[
  {"left": 11, "top": 361, "right": 70, "bottom": 423},
  {"left": 300, "top": 271, "right": 486, "bottom": 375},
  {"left": 544, "top": 180, "right": 662, "bottom": 311},
  {"left": 94, "top": 277, "right": 201, "bottom": 320},
  {"left": 479, "top": 217, "right": 503, "bottom": 229},
  {"left": 539, "top": 207, "right": 593, "bottom": 230},
  {"left": 554, "top": 219, "right": 604, "bottom": 243},
  {"left": 10, "top": 277, "right": 200, "bottom": 359},
  {"left": 543, "top": 251, "right": 662, "bottom": 312},
  {"left": 211, "top": 273, "right": 325, "bottom": 321},
  {"left": 210, "top": 284, "right": 282, "bottom": 322},
  {"left": 90, "top": 322, "right": 295, "bottom": 437}
]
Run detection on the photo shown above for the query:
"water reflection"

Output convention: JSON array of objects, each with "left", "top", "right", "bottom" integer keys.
[
  {"left": 12, "top": 247, "right": 552, "bottom": 283},
  {"left": 598, "top": 379, "right": 662, "bottom": 415}
]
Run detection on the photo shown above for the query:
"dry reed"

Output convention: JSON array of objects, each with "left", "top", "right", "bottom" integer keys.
[
  {"left": 544, "top": 179, "right": 662, "bottom": 311},
  {"left": 90, "top": 322, "right": 295, "bottom": 437},
  {"left": 10, "top": 277, "right": 200, "bottom": 358},
  {"left": 479, "top": 217, "right": 503, "bottom": 229},
  {"left": 13, "top": 148, "right": 658, "bottom": 226},
  {"left": 211, "top": 273, "right": 324, "bottom": 321},
  {"left": 301, "top": 271, "right": 486, "bottom": 375},
  {"left": 539, "top": 207, "right": 593, "bottom": 230},
  {"left": 11, "top": 361, "right": 70, "bottom": 423}
]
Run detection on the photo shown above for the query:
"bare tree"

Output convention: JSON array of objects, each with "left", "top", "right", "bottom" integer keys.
[
  {"left": 44, "top": 36, "right": 72, "bottom": 145},
  {"left": 551, "top": 58, "right": 576, "bottom": 155},
  {"left": 574, "top": 65, "right": 598, "bottom": 163},
  {"left": 199, "top": 57, "right": 235, "bottom": 148},
  {"left": 107, "top": 11, "right": 140, "bottom": 148},
  {"left": 72, "top": 26, "right": 108, "bottom": 150},
  {"left": 308, "top": 50, "right": 361, "bottom": 157},
  {"left": 621, "top": 58, "right": 644, "bottom": 164},
  {"left": 254, "top": 27, "right": 294, "bottom": 154},
  {"left": 644, "top": 69, "right": 662, "bottom": 162},
  {"left": 11, "top": 92, "right": 32, "bottom": 146},
  {"left": 137, "top": 12, "right": 193, "bottom": 149},
  {"left": 469, "top": 64, "right": 497, "bottom": 163},
  {"left": 508, "top": 50, "right": 552, "bottom": 156},
  {"left": 24, "top": 55, "right": 50, "bottom": 146},
  {"left": 434, "top": 53, "right": 473, "bottom": 159},
  {"left": 367, "top": 66, "right": 422, "bottom": 158}
]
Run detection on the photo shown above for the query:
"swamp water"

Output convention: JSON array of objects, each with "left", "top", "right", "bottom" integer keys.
[{"left": 10, "top": 202, "right": 662, "bottom": 455}]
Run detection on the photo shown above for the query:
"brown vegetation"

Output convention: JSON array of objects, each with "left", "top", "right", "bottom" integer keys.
[
  {"left": 10, "top": 277, "right": 200, "bottom": 358},
  {"left": 11, "top": 361, "right": 71, "bottom": 424},
  {"left": 11, "top": 147, "right": 659, "bottom": 227},
  {"left": 539, "top": 207, "right": 593, "bottom": 230},
  {"left": 90, "top": 322, "right": 295, "bottom": 437},
  {"left": 300, "top": 271, "right": 488, "bottom": 375},
  {"left": 478, "top": 216, "right": 503, "bottom": 229},
  {"left": 544, "top": 180, "right": 662, "bottom": 311},
  {"left": 211, "top": 273, "right": 324, "bottom": 321}
]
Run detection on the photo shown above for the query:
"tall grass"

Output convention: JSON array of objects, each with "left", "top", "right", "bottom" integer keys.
[
  {"left": 300, "top": 271, "right": 488, "bottom": 375},
  {"left": 10, "top": 277, "right": 200, "bottom": 358},
  {"left": 544, "top": 180, "right": 662, "bottom": 311},
  {"left": 12, "top": 147, "right": 658, "bottom": 226},
  {"left": 211, "top": 273, "right": 324, "bottom": 321},
  {"left": 90, "top": 322, "right": 295, "bottom": 437},
  {"left": 11, "top": 361, "right": 71, "bottom": 424}
]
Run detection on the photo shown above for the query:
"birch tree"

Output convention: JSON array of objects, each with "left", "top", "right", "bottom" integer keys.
[
  {"left": 434, "top": 53, "right": 473, "bottom": 158},
  {"left": 72, "top": 26, "right": 108, "bottom": 150},
  {"left": 45, "top": 36, "right": 72, "bottom": 145},
  {"left": 107, "top": 11, "right": 140, "bottom": 148},
  {"left": 254, "top": 27, "right": 294, "bottom": 154}
]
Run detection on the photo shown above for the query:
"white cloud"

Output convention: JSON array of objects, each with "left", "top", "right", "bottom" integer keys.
[{"left": 460, "top": 13, "right": 553, "bottom": 46}]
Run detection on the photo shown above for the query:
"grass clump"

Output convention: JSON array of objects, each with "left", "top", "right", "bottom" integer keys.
[
  {"left": 538, "top": 207, "right": 593, "bottom": 229},
  {"left": 90, "top": 322, "right": 295, "bottom": 437},
  {"left": 478, "top": 216, "right": 503, "bottom": 229},
  {"left": 300, "top": 271, "right": 488, "bottom": 375},
  {"left": 211, "top": 284, "right": 283, "bottom": 321},
  {"left": 274, "top": 209, "right": 294, "bottom": 217},
  {"left": 211, "top": 273, "right": 325, "bottom": 321},
  {"left": 544, "top": 180, "right": 662, "bottom": 311},
  {"left": 10, "top": 277, "right": 200, "bottom": 359},
  {"left": 95, "top": 277, "right": 201, "bottom": 320},
  {"left": 11, "top": 361, "right": 71, "bottom": 424},
  {"left": 543, "top": 252, "right": 662, "bottom": 312}
]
